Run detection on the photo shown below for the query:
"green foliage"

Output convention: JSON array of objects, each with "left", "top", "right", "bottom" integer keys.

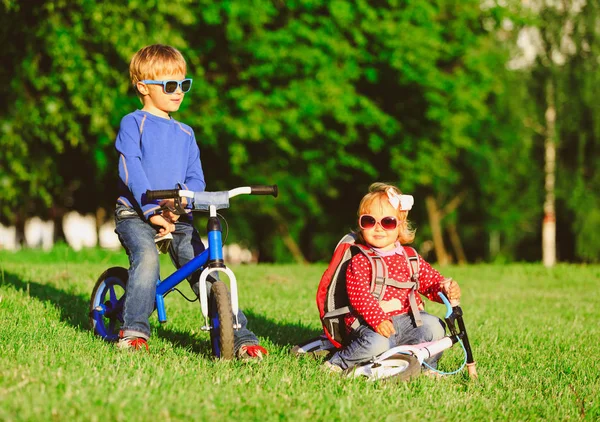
[
  {"left": 0, "top": 0, "right": 199, "bottom": 217},
  {"left": 1, "top": 0, "right": 598, "bottom": 262},
  {"left": 573, "top": 207, "right": 600, "bottom": 262},
  {"left": 180, "top": 0, "right": 525, "bottom": 261},
  {"left": 516, "top": 0, "right": 600, "bottom": 262},
  {"left": 571, "top": 183, "right": 600, "bottom": 262},
  {"left": 555, "top": 2, "right": 600, "bottom": 262}
]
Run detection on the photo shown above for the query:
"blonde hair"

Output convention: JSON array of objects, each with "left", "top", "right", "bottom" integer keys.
[
  {"left": 129, "top": 44, "right": 187, "bottom": 91},
  {"left": 356, "top": 182, "right": 416, "bottom": 245}
]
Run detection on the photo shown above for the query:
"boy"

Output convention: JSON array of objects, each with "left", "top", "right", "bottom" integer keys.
[{"left": 114, "top": 44, "right": 266, "bottom": 359}]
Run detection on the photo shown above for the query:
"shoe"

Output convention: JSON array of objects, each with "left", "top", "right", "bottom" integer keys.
[
  {"left": 117, "top": 331, "right": 149, "bottom": 351},
  {"left": 191, "top": 282, "right": 200, "bottom": 298},
  {"left": 322, "top": 360, "right": 343, "bottom": 374},
  {"left": 191, "top": 275, "right": 220, "bottom": 298},
  {"left": 421, "top": 368, "right": 444, "bottom": 379},
  {"left": 237, "top": 344, "right": 268, "bottom": 360},
  {"left": 290, "top": 335, "right": 335, "bottom": 359}
]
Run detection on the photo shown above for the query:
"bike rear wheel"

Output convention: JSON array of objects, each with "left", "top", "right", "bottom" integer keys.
[
  {"left": 380, "top": 354, "right": 421, "bottom": 382},
  {"left": 352, "top": 353, "right": 421, "bottom": 382},
  {"left": 208, "top": 281, "right": 235, "bottom": 359},
  {"left": 89, "top": 267, "right": 128, "bottom": 341}
]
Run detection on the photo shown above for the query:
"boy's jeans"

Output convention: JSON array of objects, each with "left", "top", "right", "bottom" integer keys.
[
  {"left": 328, "top": 311, "right": 446, "bottom": 370},
  {"left": 114, "top": 205, "right": 259, "bottom": 350}
]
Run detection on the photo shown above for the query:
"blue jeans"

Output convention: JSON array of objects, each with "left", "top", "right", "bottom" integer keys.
[
  {"left": 114, "top": 205, "right": 258, "bottom": 351},
  {"left": 328, "top": 311, "right": 446, "bottom": 370}
]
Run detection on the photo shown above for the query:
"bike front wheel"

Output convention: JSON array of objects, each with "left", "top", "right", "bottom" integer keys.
[
  {"left": 208, "top": 281, "right": 235, "bottom": 359},
  {"left": 89, "top": 267, "right": 128, "bottom": 342}
]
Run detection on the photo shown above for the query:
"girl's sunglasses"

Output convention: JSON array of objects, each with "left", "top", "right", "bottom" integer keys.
[
  {"left": 141, "top": 78, "right": 193, "bottom": 94},
  {"left": 359, "top": 214, "right": 398, "bottom": 231}
]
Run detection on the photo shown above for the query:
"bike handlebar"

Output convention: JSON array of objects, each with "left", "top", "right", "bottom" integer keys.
[
  {"left": 145, "top": 185, "right": 278, "bottom": 210},
  {"left": 250, "top": 185, "right": 278, "bottom": 197},
  {"left": 438, "top": 292, "right": 453, "bottom": 319},
  {"left": 146, "top": 185, "right": 278, "bottom": 201},
  {"left": 146, "top": 189, "right": 180, "bottom": 200}
]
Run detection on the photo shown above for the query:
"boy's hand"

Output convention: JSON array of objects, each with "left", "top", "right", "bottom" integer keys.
[
  {"left": 159, "top": 198, "right": 187, "bottom": 223},
  {"left": 149, "top": 214, "right": 175, "bottom": 236},
  {"left": 162, "top": 209, "right": 180, "bottom": 224},
  {"left": 376, "top": 320, "right": 395, "bottom": 338},
  {"left": 441, "top": 278, "right": 461, "bottom": 306}
]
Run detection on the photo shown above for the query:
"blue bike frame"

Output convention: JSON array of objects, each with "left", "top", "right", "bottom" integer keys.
[
  {"left": 154, "top": 196, "right": 240, "bottom": 331},
  {"left": 154, "top": 248, "right": 210, "bottom": 322},
  {"left": 90, "top": 185, "right": 278, "bottom": 346}
]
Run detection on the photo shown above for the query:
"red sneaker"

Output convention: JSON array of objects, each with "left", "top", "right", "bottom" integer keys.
[
  {"left": 237, "top": 344, "right": 268, "bottom": 360},
  {"left": 117, "top": 330, "right": 149, "bottom": 351}
]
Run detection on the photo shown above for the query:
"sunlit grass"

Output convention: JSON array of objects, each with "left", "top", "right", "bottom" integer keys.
[{"left": 1, "top": 249, "right": 599, "bottom": 421}]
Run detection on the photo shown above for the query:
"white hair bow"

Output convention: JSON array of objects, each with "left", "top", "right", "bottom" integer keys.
[{"left": 387, "top": 189, "right": 414, "bottom": 211}]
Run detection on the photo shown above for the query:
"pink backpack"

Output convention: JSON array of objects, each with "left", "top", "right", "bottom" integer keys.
[{"left": 316, "top": 234, "right": 421, "bottom": 348}]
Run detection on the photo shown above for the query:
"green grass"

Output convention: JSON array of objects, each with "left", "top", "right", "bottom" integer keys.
[{"left": 1, "top": 248, "right": 599, "bottom": 421}]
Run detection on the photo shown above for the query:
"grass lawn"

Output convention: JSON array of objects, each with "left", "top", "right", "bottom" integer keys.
[{"left": 1, "top": 246, "right": 599, "bottom": 421}]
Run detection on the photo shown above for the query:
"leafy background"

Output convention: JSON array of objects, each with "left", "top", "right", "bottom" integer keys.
[{"left": 1, "top": 0, "right": 599, "bottom": 263}]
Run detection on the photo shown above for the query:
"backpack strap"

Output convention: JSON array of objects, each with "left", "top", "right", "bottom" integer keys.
[
  {"left": 377, "top": 247, "right": 422, "bottom": 326},
  {"left": 402, "top": 246, "right": 423, "bottom": 327},
  {"left": 346, "top": 245, "right": 386, "bottom": 330},
  {"left": 347, "top": 245, "right": 423, "bottom": 328},
  {"left": 369, "top": 255, "right": 388, "bottom": 301},
  {"left": 323, "top": 242, "right": 357, "bottom": 318},
  {"left": 404, "top": 246, "right": 420, "bottom": 280},
  {"left": 352, "top": 246, "right": 393, "bottom": 303}
]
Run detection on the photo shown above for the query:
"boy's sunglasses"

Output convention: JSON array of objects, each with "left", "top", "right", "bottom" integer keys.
[
  {"left": 141, "top": 78, "right": 193, "bottom": 94},
  {"left": 359, "top": 215, "right": 398, "bottom": 231}
]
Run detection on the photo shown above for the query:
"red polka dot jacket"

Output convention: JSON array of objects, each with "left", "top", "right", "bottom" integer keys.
[{"left": 344, "top": 247, "right": 446, "bottom": 331}]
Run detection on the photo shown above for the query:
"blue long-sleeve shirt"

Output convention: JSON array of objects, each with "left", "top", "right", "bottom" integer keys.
[{"left": 115, "top": 110, "right": 206, "bottom": 219}]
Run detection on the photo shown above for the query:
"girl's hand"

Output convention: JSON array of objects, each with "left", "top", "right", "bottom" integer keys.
[
  {"left": 376, "top": 320, "right": 395, "bottom": 338},
  {"left": 149, "top": 214, "right": 175, "bottom": 236},
  {"left": 441, "top": 278, "right": 461, "bottom": 306}
]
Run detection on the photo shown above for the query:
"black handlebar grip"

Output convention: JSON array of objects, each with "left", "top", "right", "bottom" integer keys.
[
  {"left": 250, "top": 185, "right": 278, "bottom": 197},
  {"left": 146, "top": 189, "right": 180, "bottom": 200}
]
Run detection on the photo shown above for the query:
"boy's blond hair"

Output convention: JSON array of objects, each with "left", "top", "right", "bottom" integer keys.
[
  {"left": 356, "top": 182, "right": 416, "bottom": 245},
  {"left": 129, "top": 44, "right": 187, "bottom": 90}
]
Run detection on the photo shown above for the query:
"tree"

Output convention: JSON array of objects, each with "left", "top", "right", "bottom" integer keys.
[
  {"left": 2, "top": 0, "right": 597, "bottom": 263},
  {"left": 513, "top": 0, "right": 600, "bottom": 263},
  {"left": 0, "top": 0, "right": 202, "bottom": 222}
]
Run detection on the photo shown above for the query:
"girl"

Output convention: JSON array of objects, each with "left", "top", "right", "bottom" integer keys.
[{"left": 325, "top": 182, "right": 461, "bottom": 372}]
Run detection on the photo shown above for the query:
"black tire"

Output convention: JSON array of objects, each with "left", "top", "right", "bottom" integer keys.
[
  {"left": 208, "top": 281, "right": 235, "bottom": 359},
  {"left": 381, "top": 354, "right": 422, "bottom": 383},
  {"left": 89, "top": 267, "right": 128, "bottom": 342}
]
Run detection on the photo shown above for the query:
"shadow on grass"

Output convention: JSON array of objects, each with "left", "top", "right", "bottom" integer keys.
[
  {"left": 1, "top": 271, "right": 320, "bottom": 354},
  {"left": 155, "top": 308, "right": 323, "bottom": 354},
  {"left": 155, "top": 324, "right": 213, "bottom": 356},
  {"left": 0, "top": 270, "right": 213, "bottom": 354},
  {"left": 243, "top": 309, "right": 323, "bottom": 348},
  {"left": 2, "top": 271, "right": 90, "bottom": 330}
]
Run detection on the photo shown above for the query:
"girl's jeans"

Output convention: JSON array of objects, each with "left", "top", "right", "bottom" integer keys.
[
  {"left": 114, "top": 205, "right": 258, "bottom": 350},
  {"left": 328, "top": 311, "right": 446, "bottom": 370}
]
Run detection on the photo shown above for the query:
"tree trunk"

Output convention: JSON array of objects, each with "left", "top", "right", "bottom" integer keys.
[
  {"left": 447, "top": 222, "right": 467, "bottom": 265},
  {"left": 280, "top": 230, "right": 307, "bottom": 265},
  {"left": 489, "top": 230, "right": 500, "bottom": 261},
  {"left": 273, "top": 210, "right": 307, "bottom": 265},
  {"left": 543, "top": 80, "right": 557, "bottom": 267},
  {"left": 425, "top": 195, "right": 451, "bottom": 265}
]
